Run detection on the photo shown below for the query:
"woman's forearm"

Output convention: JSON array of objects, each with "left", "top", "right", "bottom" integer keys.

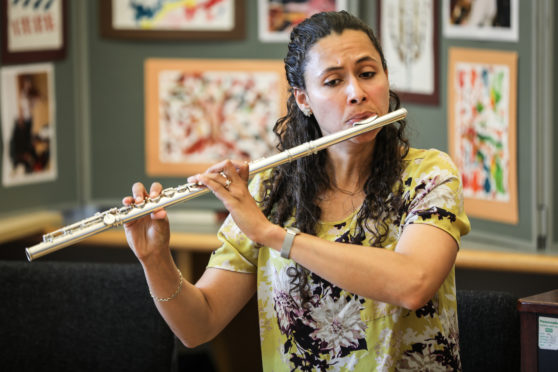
[
  {"left": 261, "top": 223, "right": 457, "bottom": 310},
  {"left": 140, "top": 253, "right": 216, "bottom": 347},
  {"left": 141, "top": 253, "right": 257, "bottom": 347}
]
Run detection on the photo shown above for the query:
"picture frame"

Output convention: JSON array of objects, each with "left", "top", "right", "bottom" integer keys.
[
  {"left": 99, "top": 0, "right": 245, "bottom": 40},
  {"left": 448, "top": 48, "right": 518, "bottom": 224},
  {"left": 1, "top": 0, "right": 67, "bottom": 64},
  {"left": 443, "top": 0, "right": 518, "bottom": 42},
  {"left": 377, "top": 0, "right": 439, "bottom": 105},
  {"left": 1, "top": 63, "right": 57, "bottom": 187},
  {"left": 145, "top": 58, "right": 288, "bottom": 177},
  {"left": 258, "top": 0, "right": 350, "bottom": 42}
]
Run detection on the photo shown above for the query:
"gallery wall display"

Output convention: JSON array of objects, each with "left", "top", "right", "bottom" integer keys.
[
  {"left": 378, "top": 0, "right": 439, "bottom": 105},
  {"left": 144, "top": 58, "right": 288, "bottom": 176},
  {"left": 1, "top": 63, "right": 57, "bottom": 187},
  {"left": 258, "top": 0, "right": 349, "bottom": 42},
  {"left": 1, "top": 0, "right": 67, "bottom": 64},
  {"left": 100, "top": 0, "right": 245, "bottom": 40},
  {"left": 443, "top": 0, "right": 518, "bottom": 42},
  {"left": 448, "top": 47, "right": 518, "bottom": 224}
]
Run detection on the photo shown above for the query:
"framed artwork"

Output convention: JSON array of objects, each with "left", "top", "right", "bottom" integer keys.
[
  {"left": 448, "top": 48, "right": 518, "bottom": 224},
  {"left": 443, "top": 0, "right": 518, "bottom": 42},
  {"left": 258, "top": 0, "right": 350, "bottom": 42},
  {"left": 1, "top": 0, "right": 67, "bottom": 64},
  {"left": 1, "top": 63, "right": 57, "bottom": 187},
  {"left": 378, "top": 0, "right": 439, "bottom": 105},
  {"left": 145, "top": 58, "right": 288, "bottom": 176},
  {"left": 100, "top": 0, "right": 245, "bottom": 40}
]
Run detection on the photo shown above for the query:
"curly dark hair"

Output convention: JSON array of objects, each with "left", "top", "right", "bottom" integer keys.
[{"left": 259, "top": 11, "right": 409, "bottom": 306}]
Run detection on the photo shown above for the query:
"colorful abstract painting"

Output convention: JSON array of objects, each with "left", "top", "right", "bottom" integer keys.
[
  {"left": 145, "top": 59, "right": 287, "bottom": 176},
  {"left": 454, "top": 61, "right": 510, "bottom": 200},
  {"left": 112, "top": 0, "right": 235, "bottom": 31},
  {"left": 448, "top": 48, "right": 518, "bottom": 224}
]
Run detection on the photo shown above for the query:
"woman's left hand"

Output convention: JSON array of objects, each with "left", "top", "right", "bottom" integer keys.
[{"left": 187, "top": 160, "right": 273, "bottom": 244}]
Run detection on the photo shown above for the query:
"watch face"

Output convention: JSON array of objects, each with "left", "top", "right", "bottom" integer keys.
[
  {"left": 281, "top": 227, "right": 300, "bottom": 259},
  {"left": 288, "top": 227, "right": 300, "bottom": 235}
]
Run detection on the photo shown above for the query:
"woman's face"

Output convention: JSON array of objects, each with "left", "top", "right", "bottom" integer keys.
[{"left": 294, "top": 29, "right": 390, "bottom": 142}]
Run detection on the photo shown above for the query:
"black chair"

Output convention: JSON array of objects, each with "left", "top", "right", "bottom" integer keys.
[
  {"left": 0, "top": 260, "right": 177, "bottom": 372},
  {"left": 457, "top": 289, "right": 520, "bottom": 372}
]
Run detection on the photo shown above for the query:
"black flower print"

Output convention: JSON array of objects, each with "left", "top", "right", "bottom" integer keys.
[{"left": 272, "top": 267, "right": 368, "bottom": 371}]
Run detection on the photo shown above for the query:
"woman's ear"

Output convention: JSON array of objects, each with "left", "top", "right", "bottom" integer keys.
[{"left": 293, "top": 88, "right": 313, "bottom": 117}]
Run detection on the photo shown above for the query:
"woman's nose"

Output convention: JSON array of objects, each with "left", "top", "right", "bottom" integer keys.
[{"left": 346, "top": 77, "right": 367, "bottom": 104}]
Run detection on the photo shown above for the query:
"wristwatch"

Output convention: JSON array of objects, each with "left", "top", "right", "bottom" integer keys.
[{"left": 280, "top": 227, "right": 300, "bottom": 259}]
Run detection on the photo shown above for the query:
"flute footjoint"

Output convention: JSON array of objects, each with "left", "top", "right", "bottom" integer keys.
[{"left": 25, "top": 108, "right": 407, "bottom": 261}]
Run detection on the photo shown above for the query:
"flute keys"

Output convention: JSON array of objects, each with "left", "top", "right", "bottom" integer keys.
[
  {"left": 119, "top": 205, "right": 133, "bottom": 214},
  {"left": 176, "top": 184, "right": 190, "bottom": 193},
  {"left": 149, "top": 194, "right": 161, "bottom": 203},
  {"left": 162, "top": 188, "right": 175, "bottom": 198},
  {"left": 103, "top": 213, "right": 116, "bottom": 226}
]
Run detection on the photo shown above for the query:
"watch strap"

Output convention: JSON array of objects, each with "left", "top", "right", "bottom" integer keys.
[{"left": 280, "top": 227, "right": 300, "bottom": 259}]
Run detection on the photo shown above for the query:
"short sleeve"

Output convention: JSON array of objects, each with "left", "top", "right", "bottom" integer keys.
[
  {"left": 401, "top": 149, "right": 471, "bottom": 246},
  {"left": 206, "top": 170, "right": 272, "bottom": 273}
]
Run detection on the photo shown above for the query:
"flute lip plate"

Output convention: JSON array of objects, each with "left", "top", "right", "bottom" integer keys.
[{"left": 352, "top": 115, "right": 378, "bottom": 127}]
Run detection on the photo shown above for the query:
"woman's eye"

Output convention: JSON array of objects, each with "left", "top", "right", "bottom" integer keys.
[
  {"left": 361, "top": 71, "right": 376, "bottom": 78},
  {"left": 324, "top": 79, "right": 340, "bottom": 87}
]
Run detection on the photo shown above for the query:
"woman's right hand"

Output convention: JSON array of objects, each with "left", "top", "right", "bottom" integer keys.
[{"left": 122, "top": 182, "right": 171, "bottom": 263}]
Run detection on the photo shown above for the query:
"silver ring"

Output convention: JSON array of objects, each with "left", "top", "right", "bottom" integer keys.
[{"left": 220, "top": 171, "right": 232, "bottom": 190}]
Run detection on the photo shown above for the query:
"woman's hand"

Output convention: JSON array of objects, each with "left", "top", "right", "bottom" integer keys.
[
  {"left": 188, "top": 160, "right": 275, "bottom": 245},
  {"left": 122, "top": 182, "right": 171, "bottom": 263}
]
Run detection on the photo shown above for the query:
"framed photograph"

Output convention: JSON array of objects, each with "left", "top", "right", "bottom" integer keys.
[
  {"left": 258, "top": 0, "right": 350, "bottom": 42},
  {"left": 1, "top": 0, "right": 67, "bottom": 64},
  {"left": 443, "top": 0, "right": 518, "bottom": 41},
  {"left": 145, "top": 58, "right": 288, "bottom": 176},
  {"left": 448, "top": 48, "right": 518, "bottom": 224},
  {"left": 100, "top": 0, "right": 245, "bottom": 40},
  {"left": 378, "top": 0, "right": 439, "bottom": 105},
  {"left": 1, "top": 63, "right": 57, "bottom": 187}
]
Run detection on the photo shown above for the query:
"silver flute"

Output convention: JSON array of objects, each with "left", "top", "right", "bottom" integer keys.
[{"left": 26, "top": 108, "right": 407, "bottom": 261}]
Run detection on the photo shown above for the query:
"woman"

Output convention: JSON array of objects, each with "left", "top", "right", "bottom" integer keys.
[{"left": 124, "top": 11, "right": 470, "bottom": 371}]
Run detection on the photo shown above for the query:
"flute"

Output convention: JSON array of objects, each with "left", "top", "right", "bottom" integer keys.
[{"left": 26, "top": 108, "right": 407, "bottom": 261}]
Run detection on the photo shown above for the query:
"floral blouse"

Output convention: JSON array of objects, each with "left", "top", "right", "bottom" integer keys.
[{"left": 207, "top": 148, "right": 471, "bottom": 371}]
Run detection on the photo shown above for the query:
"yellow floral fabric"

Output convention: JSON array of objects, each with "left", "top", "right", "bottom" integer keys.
[{"left": 207, "top": 148, "right": 471, "bottom": 371}]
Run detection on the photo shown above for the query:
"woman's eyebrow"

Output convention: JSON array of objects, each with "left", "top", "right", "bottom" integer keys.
[
  {"left": 316, "top": 54, "right": 380, "bottom": 78},
  {"left": 355, "top": 55, "right": 379, "bottom": 65}
]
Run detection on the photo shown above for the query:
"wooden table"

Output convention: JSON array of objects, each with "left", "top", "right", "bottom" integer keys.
[{"left": 4, "top": 211, "right": 558, "bottom": 279}]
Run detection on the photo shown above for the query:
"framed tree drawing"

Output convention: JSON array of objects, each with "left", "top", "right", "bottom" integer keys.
[
  {"left": 100, "top": 0, "right": 245, "bottom": 40},
  {"left": 1, "top": 0, "right": 67, "bottom": 64},
  {"left": 448, "top": 48, "right": 518, "bottom": 224},
  {"left": 145, "top": 58, "right": 288, "bottom": 176},
  {"left": 378, "top": 0, "right": 439, "bottom": 105}
]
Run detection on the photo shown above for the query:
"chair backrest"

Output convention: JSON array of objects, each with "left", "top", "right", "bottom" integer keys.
[
  {"left": 457, "top": 289, "right": 520, "bottom": 372},
  {"left": 0, "top": 260, "right": 176, "bottom": 372}
]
